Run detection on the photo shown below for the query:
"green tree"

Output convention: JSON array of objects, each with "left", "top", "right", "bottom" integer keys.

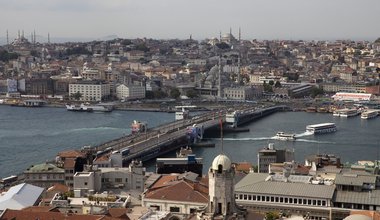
[
  {"left": 136, "top": 43, "right": 149, "bottom": 52},
  {"left": 72, "top": 92, "right": 82, "bottom": 100},
  {"left": 274, "top": 81, "right": 282, "bottom": 88},
  {"left": 263, "top": 82, "right": 273, "bottom": 93},
  {"left": 268, "top": 80, "right": 274, "bottom": 86},
  {"left": 153, "top": 89, "right": 167, "bottom": 99},
  {"left": 216, "top": 42, "right": 230, "bottom": 50},
  {"left": 265, "top": 212, "right": 279, "bottom": 220},
  {"left": 186, "top": 89, "right": 198, "bottom": 98},
  {"left": 0, "top": 50, "right": 19, "bottom": 62},
  {"left": 169, "top": 88, "right": 181, "bottom": 99},
  {"left": 310, "top": 87, "right": 324, "bottom": 98}
]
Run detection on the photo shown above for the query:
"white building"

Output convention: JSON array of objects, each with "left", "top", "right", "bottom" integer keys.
[
  {"left": 332, "top": 92, "right": 373, "bottom": 102},
  {"left": 73, "top": 161, "right": 145, "bottom": 197},
  {"left": 69, "top": 81, "right": 110, "bottom": 102},
  {"left": 116, "top": 84, "right": 145, "bottom": 100}
]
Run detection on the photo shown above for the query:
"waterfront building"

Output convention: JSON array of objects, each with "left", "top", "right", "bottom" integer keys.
[
  {"left": 115, "top": 84, "right": 146, "bottom": 100},
  {"left": 223, "top": 86, "right": 255, "bottom": 100},
  {"left": 332, "top": 92, "right": 373, "bottom": 102},
  {"left": 257, "top": 143, "right": 294, "bottom": 173},
  {"left": 23, "top": 163, "right": 65, "bottom": 188},
  {"left": 69, "top": 80, "right": 110, "bottom": 102},
  {"left": 234, "top": 173, "right": 340, "bottom": 219}
]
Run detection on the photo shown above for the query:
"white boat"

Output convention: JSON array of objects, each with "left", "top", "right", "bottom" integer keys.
[
  {"left": 175, "top": 108, "right": 189, "bottom": 120},
  {"left": 66, "top": 104, "right": 93, "bottom": 112},
  {"left": 275, "top": 132, "right": 296, "bottom": 141},
  {"left": 339, "top": 109, "right": 359, "bottom": 117},
  {"left": 86, "top": 104, "right": 113, "bottom": 112},
  {"left": 66, "top": 104, "right": 113, "bottom": 112},
  {"left": 306, "top": 123, "right": 337, "bottom": 134},
  {"left": 361, "top": 110, "right": 378, "bottom": 119}
]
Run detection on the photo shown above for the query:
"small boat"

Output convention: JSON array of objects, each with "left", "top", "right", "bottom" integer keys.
[{"left": 275, "top": 132, "right": 296, "bottom": 141}]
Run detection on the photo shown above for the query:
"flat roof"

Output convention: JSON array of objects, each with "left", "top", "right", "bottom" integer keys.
[{"left": 235, "top": 173, "right": 335, "bottom": 199}]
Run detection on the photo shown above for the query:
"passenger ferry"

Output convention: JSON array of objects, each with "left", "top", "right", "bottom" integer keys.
[
  {"left": 306, "top": 123, "right": 337, "bottom": 134},
  {"left": 274, "top": 132, "right": 296, "bottom": 141},
  {"left": 361, "top": 110, "right": 379, "bottom": 119},
  {"left": 339, "top": 109, "right": 359, "bottom": 117},
  {"left": 66, "top": 103, "right": 113, "bottom": 112},
  {"left": 333, "top": 108, "right": 358, "bottom": 117}
]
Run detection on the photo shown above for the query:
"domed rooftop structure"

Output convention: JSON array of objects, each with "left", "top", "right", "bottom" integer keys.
[
  {"left": 344, "top": 214, "right": 372, "bottom": 220},
  {"left": 212, "top": 154, "right": 232, "bottom": 171}
]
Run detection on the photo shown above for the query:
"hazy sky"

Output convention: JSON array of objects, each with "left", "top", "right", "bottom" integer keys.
[{"left": 1, "top": 0, "right": 380, "bottom": 41}]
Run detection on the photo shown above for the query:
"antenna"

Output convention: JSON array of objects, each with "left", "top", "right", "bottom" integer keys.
[{"left": 220, "top": 113, "right": 224, "bottom": 153}]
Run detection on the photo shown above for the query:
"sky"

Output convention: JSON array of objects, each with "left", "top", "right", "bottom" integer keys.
[{"left": 1, "top": 0, "right": 380, "bottom": 42}]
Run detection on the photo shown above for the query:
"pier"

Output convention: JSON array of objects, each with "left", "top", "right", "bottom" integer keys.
[{"left": 85, "top": 106, "right": 287, "bottom": 164}]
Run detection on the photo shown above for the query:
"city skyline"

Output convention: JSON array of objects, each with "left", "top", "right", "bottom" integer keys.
[{"left": 1, "top": 0, "right": 380, "bottom": 42}]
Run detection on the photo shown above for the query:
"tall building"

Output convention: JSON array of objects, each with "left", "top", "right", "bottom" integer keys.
[
  {"left": 257, "top": 143, "right": 294, "bottom": 173},
  {"left": 199, "top": 154, "right": 245, "bottom": 219}
]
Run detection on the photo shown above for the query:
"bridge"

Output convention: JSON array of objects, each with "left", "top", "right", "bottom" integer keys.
[{"left": 85, "top": 105, "right": 287, "bottom": 164}]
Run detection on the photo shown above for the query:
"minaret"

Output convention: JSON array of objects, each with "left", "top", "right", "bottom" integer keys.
[
  {"left": 237, "top": 27, "right": 241, "bottom": 84},
  {"left": 22, "top": 30, "right": 24, "bottom": 39},
  {"left": 217, "top": 56, "right": 222, "bottom": 98},
  {"left": 34, "top": 30, "right": 36, "bottom": 44},
  {"left": 18, "top": 30, "right": 20, "bottom": 39},
  {"left": 6, "top": 30, "right": 9, "bottom": 46},
  {"left": 48, "top": 33, "right": 50, "bottom": 44}
]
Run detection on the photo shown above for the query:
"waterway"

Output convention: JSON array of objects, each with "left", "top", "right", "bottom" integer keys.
[{"left": 0, "top": 105, "right": 379, "bottom": 178}]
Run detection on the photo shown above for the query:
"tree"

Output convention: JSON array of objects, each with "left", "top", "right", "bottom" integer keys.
[
  {"left": 216, "top": 42, "right": 230, "bottom": 50},
  {"left": 72, "top": 92, "right": 82, "bottom": 100},
  {"left": 310, "top": 87, "right": 324, "bottom": 98},
  {"left": 170, "top": 88, "right": 180, "bottom": 99},
  {"left": 274, "top": 81, "right": 282, "bottom": 88},
  {"left": 0, "top": 50, "right": 19, "bottom": 62},
  {"left": 186, "top": 89, "right": 198, "bottom": 99},
  {"left": 268, "top": 80, "right": 274, "bottom": 86},
  {"left": 136, "top": 43, "right": 149, "bottom": 52},
  {"left": 263, "top": 82, "right": 273, "bottom": 93},
  {"left": 265, "top": 212, "right": 279, "bottom": 220}
]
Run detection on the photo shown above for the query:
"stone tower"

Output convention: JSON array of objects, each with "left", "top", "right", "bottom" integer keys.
[{"left": 207, "top": 154, "right": 236, "bottom": 217}]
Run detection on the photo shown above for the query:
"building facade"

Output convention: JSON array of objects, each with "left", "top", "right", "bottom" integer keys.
[
  {"left": 24, "top": 163, "right": 65, "bottom": 188},
  {"left": 69, "top": 81, "right": 110, "bottom": 102}
]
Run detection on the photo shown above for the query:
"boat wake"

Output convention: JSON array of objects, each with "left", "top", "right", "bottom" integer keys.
[
  {"left": 208, "top": 137, "right": 273, "bottom": 141},
  {"left": 207, "top": 136, "right": 334, "bottom": 144},
  {"left": 294, "top": 131, "right": 314, "bottom": 138}
]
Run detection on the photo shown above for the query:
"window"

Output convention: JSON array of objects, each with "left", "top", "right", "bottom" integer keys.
[
  {"left": 239, "top": 194, "right": 243, "bottom": 200},
  {"left": 322, "top": 201, "right": 326, "bottom": 206},
  {"left": 170, "top": 207, "right": 180, "bottom": 213},
  {"left": 115, "top": 178, "right": 122, "bottom": 183},
  {"left": 244, "top": 195, "right": 247, "bottom": 200},
  {"left": 289, "top": 198, "right": 293, "bottom": 203},
  {"left": 84, "top": 182, "right": 87, "bottom": 186},
  {"left": 248, "top": 195, "right": 252, "bottom": 200},
  {"left": 285, "top": 198, "right": 288, "bottom": 203}
]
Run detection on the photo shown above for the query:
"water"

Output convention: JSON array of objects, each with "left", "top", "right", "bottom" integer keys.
[
  {"left": 0, "top": 105, "right": 174, "bottom": 178},
  {"left": 0, "top": 105, "right": 379, "bottom": 178}
]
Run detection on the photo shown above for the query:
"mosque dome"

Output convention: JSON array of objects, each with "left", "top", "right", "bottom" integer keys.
[{"left": 212, "top": 154, "right": 232, "bottom": 171}]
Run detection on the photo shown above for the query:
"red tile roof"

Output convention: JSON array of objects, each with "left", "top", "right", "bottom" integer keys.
[
  {"left": 145, "top": 176, "right": 208, "bottom": 204},
  {"left": 58, "top": 150, "right": 86, "bottom": 158},
  {"left": 64, "top": 158, "right": 76, "bottom": 169}
]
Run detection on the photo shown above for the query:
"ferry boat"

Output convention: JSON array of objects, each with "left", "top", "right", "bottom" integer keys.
[
  {"left": 306, "top": 123, "right": 337, "bottom": 134},
  {"left": 339, "top": 109, "right": 359, "bottom": 117},
  {"left": 361, "top": 110, "right": 379, "bottom": 119},
  {"left": 66, "top": 104, "right": 93, "bottom": 112},
  {"left": 275, "top": 132, "right": 296, "bottom": 141},
  {"left": 66, "top": 104, "right": 113, "bottom": 112}
]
